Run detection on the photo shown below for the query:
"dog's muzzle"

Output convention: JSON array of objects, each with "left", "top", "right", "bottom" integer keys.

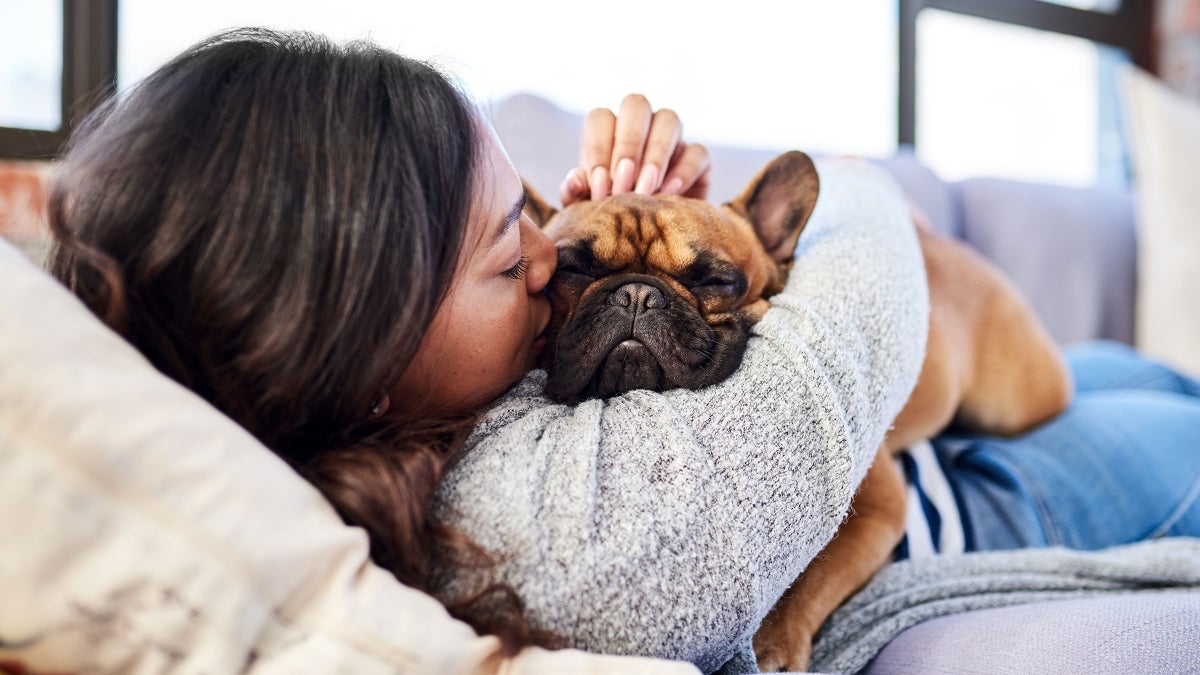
[{"left": 543, "top": 274, "right": 750, "bottom": 403}]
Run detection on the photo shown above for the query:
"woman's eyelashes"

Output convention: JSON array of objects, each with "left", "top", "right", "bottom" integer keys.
[{"left": 502, "top": 253, "right": 530, "bottom": 280}]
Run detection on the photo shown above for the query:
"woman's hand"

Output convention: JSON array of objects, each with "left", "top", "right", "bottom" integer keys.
[{"left": 559, "top": 94, "right": 712, "bottom": 206}]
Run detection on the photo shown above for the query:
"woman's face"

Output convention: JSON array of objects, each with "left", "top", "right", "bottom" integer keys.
[{"left": 390, "top": 120, "right": 557, "bottom": 418}]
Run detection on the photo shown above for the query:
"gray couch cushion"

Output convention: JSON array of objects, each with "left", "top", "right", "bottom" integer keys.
[
  {"left": 957, "top": 178, "right": 1137, "bottom": 345},
  {"left": 488, "top": 93, "right": 581, "bottom": 204},
  {"left": 863, "top": 591, "right": 1200, "bottom": 674},
  {"left": 873, "top": 149, "right": 962, "bottom": 238}
]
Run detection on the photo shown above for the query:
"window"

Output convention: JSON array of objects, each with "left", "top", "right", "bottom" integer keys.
[
  {"left": 0, "top": 1, "right": 115, "bottom": 159},
  {"left": 900, "top": 0, "right": 1153, "bottom": 187},
  {"left": 916, "top": 9, "right": 1128, "bottom": 186},
  {"left": 3, "top": 0, "right": 1156, "bottom": 182},
  {"left": 1042, "top": 0, "right": 1122, "bottom": 11},
  {"left": 0, "top": 0, "right": 62, "bottom": 131},
  {"left": 117, "top": 0, "right": 898, "bottom": 157}
]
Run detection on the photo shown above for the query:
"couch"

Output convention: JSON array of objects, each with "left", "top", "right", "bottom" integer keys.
[{"left": 0, "top": 89, "right": 1196, "bottom": 673}]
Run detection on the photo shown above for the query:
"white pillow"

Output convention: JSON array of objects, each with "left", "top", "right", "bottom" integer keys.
[
  {"left": 0, "top": 237, "right": 695, "bottom": 674},
  {"left": 1120, "top": 66, "right": 1200, "bottom": 376}
]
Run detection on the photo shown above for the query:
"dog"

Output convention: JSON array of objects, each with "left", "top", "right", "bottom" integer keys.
[{"left": 523, "top": 152, "right": 1073, "bottom": 672}]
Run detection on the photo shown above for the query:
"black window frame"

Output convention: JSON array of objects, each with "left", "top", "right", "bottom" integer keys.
[
  {"left": 0, "top": 0, "right": 117, "bottom": 159},
  {"left": 898, "top": 0, "right": 1157, "bottom": 145}
]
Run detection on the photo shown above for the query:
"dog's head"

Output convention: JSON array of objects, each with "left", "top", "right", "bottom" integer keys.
[{"left": 528, "top": 151, "right": 819, "bottom": 404}]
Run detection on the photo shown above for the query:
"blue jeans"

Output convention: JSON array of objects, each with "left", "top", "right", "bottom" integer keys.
[{"left": 934, "top": 341, "right": 1200, "bottom": 552}]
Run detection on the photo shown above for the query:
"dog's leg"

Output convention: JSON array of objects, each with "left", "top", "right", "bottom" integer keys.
[{"left": 752, "top": 444, "right": 907, "bottom": 672}]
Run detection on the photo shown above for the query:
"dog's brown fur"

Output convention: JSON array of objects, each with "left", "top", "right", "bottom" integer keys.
[
  {"left": 751, "top": 223, "right": 1073, "bottom": 671},
  {"left": 524, "top": 152, "right": 1073, "bottom": 672}
]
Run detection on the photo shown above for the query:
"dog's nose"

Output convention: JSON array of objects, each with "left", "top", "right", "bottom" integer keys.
[{"left": 609, "top": 282, "right": 667, "bottom": 313}]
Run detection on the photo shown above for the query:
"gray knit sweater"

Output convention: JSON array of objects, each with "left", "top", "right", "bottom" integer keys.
[{"left": 433, "top": 159, "right": 929, "bottom": 673}]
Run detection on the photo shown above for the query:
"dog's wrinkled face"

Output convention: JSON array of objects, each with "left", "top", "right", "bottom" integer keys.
[{"left": 528, "top": 151, "right": 820, "bottom": 404}]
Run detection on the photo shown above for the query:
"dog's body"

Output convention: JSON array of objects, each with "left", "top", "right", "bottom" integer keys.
[{"left": 525, "top": 153, "right": 1073, "bottom": 672}]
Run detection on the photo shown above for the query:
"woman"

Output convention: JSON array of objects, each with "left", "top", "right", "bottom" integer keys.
[
  {"left": 48, "top": 28, "right": 925, "bottom": 670},
  {"left": 47, "top": 28, "right": 1199, "bottom": 673}
]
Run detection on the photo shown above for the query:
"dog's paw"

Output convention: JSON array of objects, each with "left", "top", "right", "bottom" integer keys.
[{"left": 753, "top": 629, "right": 813, "bottom": 673}]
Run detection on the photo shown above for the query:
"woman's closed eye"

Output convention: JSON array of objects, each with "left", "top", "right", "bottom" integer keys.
[{"left": 502, "top": 253, "right": 530, "bottom": 280}]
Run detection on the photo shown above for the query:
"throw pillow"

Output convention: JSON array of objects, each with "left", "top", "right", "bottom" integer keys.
[{"left": 1120, "top": 65, "right": 1200, "bottom": 376}]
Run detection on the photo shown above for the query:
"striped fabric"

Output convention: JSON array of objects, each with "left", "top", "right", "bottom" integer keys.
[{"left": 892, "top": 440, "right": 966, "bottom": 561}]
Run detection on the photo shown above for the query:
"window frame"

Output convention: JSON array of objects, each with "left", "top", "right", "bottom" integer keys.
[
  {"left": 0, "top": 0, "right": 117, "bottom": 159},
  {"left": 898, "top": 0, "right": 1157, "bottom": 145}
]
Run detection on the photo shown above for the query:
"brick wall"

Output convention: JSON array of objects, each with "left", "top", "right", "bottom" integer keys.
[{"left": 0, "top": 161, "right": 52, "bottom": 265}]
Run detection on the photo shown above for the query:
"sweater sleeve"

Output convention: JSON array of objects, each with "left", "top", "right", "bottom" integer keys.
[{"left": 432, "top": 158, "right": 929, "bottom": 673}]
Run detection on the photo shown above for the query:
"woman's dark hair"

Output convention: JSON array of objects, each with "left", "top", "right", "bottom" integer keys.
[{"left": 48, "top": 28, "right": 548, "bottom": 652}]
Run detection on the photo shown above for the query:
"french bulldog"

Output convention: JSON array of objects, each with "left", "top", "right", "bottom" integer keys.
[{"left": 524, "top": 152, "right": 1073, "bottom": 671}]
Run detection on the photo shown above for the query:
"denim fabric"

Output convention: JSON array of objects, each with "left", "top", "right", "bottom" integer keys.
[{"left": 935, "top": 341, "right": 1200, "bottom": 552}]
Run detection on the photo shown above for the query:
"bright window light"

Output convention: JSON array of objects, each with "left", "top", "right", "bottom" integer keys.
[
  {"left": 118, "top": 0, "right": 898, "bottom": 158},
  {"left": 1042, "top": 0, "right": 1121, "bottom": 12},
  {"left": 0, "top": 0, "right": 62, "bottom": 131},
  {"left": 116, "top": 1, "right": 1129, "bottom": 186},
  {"left": 916, "top": 9, "right": 1113, "bottom": 187}
]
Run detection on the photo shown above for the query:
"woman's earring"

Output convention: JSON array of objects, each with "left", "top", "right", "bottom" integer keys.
[{"left": 367, "top": 394, "right": 390, "bottom": 420}]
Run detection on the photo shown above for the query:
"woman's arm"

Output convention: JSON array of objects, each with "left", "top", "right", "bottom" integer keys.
[{"left": 434, "top": 159, "right": 928, "bottom": 672}]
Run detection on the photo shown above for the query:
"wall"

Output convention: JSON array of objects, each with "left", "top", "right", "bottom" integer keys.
[{"left": 0, "top": 161, "right": 52, "bottom": 264}]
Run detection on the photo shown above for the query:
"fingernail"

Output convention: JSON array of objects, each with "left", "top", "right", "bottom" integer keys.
[
  {"left": 613, "top": 157, "right": 636, "bottom": 194},
  {"left": 660, "top": 177, "right": 684, "bottom": 195},
  {"left": 635, "top": 163, "right": 659, "bottom": 194},
  {"left": 564, "top": 169, "right": 583, "bottom": 196},
  {"left": 590, "top": 165, "right": 610, "bottom": 200}
]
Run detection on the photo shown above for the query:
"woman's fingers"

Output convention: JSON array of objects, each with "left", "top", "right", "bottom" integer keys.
[
  {"left": 575, "top": 94, "right": 711, "bottom": 203},
  {"left": 660, "top": 142, "right": 712, "bottom": 200},
  {"left": 581, "top": 107, "right": 616, "bottom": 200},
  {"left": 635, "top": 108, "right": 682, "bottom": 195},
  {"left": 559, "top": 166, "right": 590, "bottom": 207},
  {"left": 609, "top": 94, "right": 654, "bottom": 194}
]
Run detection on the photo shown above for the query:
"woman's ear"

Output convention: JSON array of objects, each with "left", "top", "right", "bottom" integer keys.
[
  {"left": 726, "top": 151, "right": 820, "bottom": 263},
  {"left": 522, "top": 180, "right": 559, "bottom": 229}
]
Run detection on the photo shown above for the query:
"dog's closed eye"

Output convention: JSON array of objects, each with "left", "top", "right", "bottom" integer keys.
[
  {"left": 555, "top": 244, "right": 610, "bottom": 281},
  {"left": 680, "top": 251, "right": 747, "bottom": 298}
]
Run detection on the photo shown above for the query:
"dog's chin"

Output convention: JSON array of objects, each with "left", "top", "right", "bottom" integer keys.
[
  {"left": 543, "top": 326, "right": 750, "bottom": 404},
  {"left": 593, "top": 340, "right": 667, "bottom": 399}
]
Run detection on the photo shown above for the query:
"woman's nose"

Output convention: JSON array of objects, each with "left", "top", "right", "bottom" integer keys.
[{"left": 521, "top": 215, "right": 557, "bottom": 295}]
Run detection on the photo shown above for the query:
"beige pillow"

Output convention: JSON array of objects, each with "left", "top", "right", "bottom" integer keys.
[
  {"left": 1120, "top": 66, "right": 1200, "bottom": 376},
  {"left": 0, "top": 237, "right": 696, "bottom": 674}
]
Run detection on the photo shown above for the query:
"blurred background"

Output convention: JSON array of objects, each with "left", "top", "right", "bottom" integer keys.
[{"left": 2, "top": 0, "right": 1195, "bottom": 187}]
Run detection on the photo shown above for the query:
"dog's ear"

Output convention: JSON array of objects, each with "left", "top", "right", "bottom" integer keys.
[
  {"left": 726, "top": 151, "right": 819, "bottom": 263},
  {"left": 522, "top": 180, "right": 559, "bottom": 229}
]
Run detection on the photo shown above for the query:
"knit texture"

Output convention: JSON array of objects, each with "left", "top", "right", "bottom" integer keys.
[
  {"left": 433, "top": 159, "right": 929, "bottom": 673},
  {"left": 811, "top": 537, "right": 1200, "bottom": 674}
]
